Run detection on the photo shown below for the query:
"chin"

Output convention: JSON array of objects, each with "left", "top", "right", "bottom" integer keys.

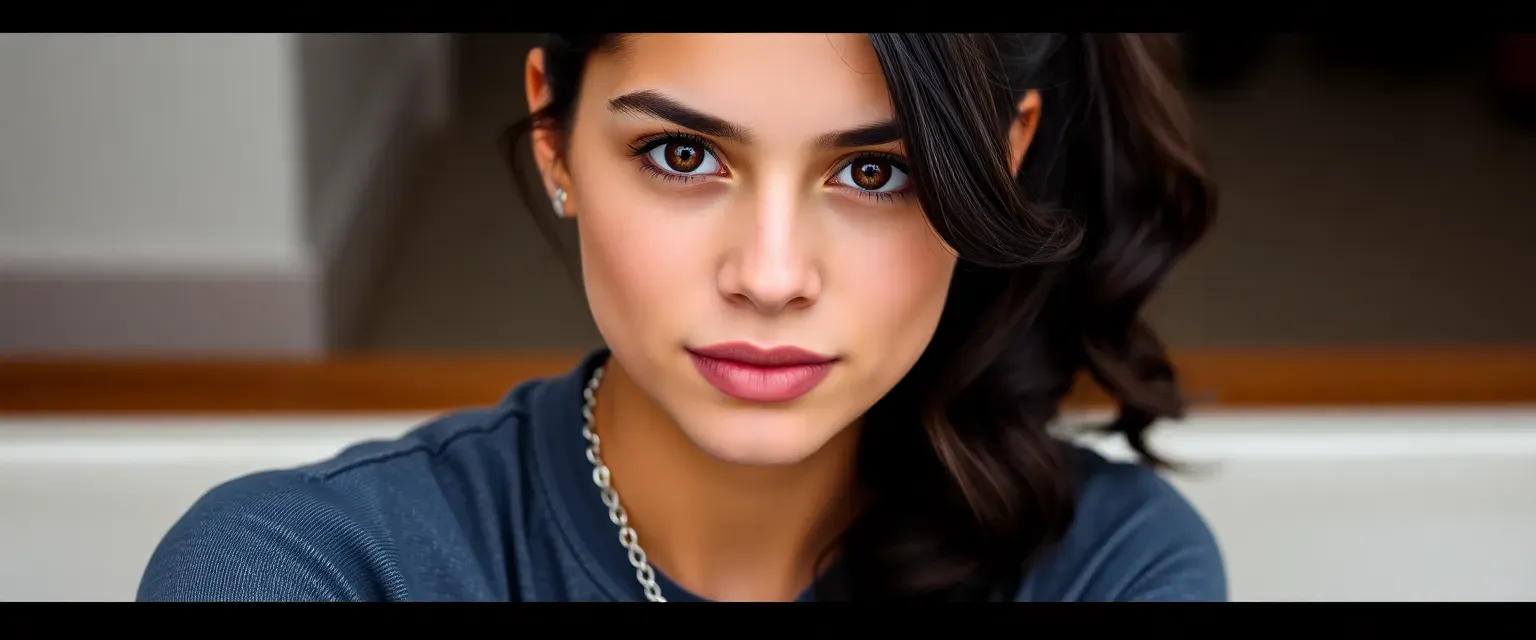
[{"left": 675, "top": 405, "right": 843, "bottom": 467}]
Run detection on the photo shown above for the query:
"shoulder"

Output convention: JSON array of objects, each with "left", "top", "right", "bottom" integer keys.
[
  {"left": 136, "top": 400, "right": 535, "bottom": 602},
  {"left": 1014, "top": 445, "right": 1227, "bottom": 602}
]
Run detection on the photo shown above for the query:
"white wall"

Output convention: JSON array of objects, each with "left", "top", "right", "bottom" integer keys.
[
  {"left": 0, "top": 33, "right": 451, "bottom": 354},
  {"left": 1, "top": 409, "right": 1533, "bottom": 601},
  {"left": 0, "top": 34, "right": 304, "bottom": 273}
]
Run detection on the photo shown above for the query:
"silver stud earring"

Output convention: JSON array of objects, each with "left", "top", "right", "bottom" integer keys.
[{"left": 552, "top": 188, "right": 568, "bottom": 218}]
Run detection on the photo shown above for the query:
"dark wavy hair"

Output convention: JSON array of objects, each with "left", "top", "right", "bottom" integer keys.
[{"left": 502, "top": 33, "right": 1215, "bottom": 602}]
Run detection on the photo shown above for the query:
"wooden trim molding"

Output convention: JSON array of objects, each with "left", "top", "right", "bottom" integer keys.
[{"left": 3, "top": 347, "right": 1536, "bottom": 414}]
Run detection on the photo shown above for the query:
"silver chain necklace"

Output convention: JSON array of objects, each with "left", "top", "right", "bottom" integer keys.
[{"left": 582, "top": 365, "right": 668, "bottom": 602}]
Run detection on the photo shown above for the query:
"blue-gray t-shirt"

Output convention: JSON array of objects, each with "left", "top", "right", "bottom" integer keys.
[{"left": 137, "top": 349, "right": 1226, "bottom": 602}]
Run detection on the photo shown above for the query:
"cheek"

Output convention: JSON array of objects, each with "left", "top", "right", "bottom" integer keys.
[
  {"left": 832, "top": 214, "right": 956, "bottom": 347},
  {"left": 570, "top": 164, "right": 707, "bottom": 344}
]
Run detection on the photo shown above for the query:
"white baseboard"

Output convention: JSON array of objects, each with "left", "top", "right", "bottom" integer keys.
[{"left": 0, "top": 269, "right": 323, "bottom": 354}]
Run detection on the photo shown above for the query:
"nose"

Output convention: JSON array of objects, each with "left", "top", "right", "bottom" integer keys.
[{"left": 716, "top": 186, "right": 822, "bottom": 314}]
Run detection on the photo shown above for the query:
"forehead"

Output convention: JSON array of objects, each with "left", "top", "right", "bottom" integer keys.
[{"left": 591, "top": 34, "right": 895, "bottom": 136}]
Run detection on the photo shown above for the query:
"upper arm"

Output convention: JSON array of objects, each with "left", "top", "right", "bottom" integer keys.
[
  {"left": 1111, "top": 475, "right": 1227, "bottom": 602},
  {"left": 137, "top": 472, "right": 385, "bottom": 602},
  {"left": 1020, "top": 450, "right": 1228, "bottom": 602}
]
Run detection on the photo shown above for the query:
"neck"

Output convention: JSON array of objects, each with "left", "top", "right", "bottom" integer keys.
[{"left": 593, "top": 357, "right": 860, "bottom": 602}]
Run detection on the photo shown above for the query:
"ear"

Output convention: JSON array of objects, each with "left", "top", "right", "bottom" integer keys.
[
  {"left": 525, "top": 47, "right": 575, "bottom": 213},
  {"left": 1007, "top": 90, "right": 1043, "bottom": 178}
]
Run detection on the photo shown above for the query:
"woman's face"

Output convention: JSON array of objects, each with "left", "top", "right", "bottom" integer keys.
[{"left": 530, "top": 34, "right": 957, "bottom": 466}]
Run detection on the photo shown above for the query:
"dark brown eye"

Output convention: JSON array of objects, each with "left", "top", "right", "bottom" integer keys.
[
  {"left": 664, "top": 142, "right": 703, "bottom": 173},
  {"left": 834, "top": 155, "right": 910, "bottom": 195},
  {"left": 850, "top": 159, "right": 891, "bottom": 190},
  {"left": 642, "top": 137, "right": 721, "bottom": 177}
]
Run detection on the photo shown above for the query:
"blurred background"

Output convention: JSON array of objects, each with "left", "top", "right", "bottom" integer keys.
[{"left": 1, "top": 33, "right": 1534, "bottom": 601}]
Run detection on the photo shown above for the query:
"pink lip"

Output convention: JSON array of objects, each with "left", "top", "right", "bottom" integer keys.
[{"left": 686, "top": 342, "right": 837, "bottom": 403}]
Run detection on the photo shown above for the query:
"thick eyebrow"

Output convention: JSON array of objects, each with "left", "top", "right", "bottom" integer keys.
[
  {"left": 608, "top": 90, "right": 754, "bottom": 143},
  {"left": 606, "top": 89, "right": 904, "bottom": 150},
  {"left": 817, "top": 121, "right": 902, "bottom": 149}
]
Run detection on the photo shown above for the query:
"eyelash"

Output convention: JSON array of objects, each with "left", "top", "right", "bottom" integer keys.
[
  {"left": 625, "top": 131, "right": 912, "bottom": 203},
  {"left": 838, "top": 151, "right": 911, "bottom": 204},
  {"left": 626, "top": 130, "right": 723, "bottom": 183}
]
